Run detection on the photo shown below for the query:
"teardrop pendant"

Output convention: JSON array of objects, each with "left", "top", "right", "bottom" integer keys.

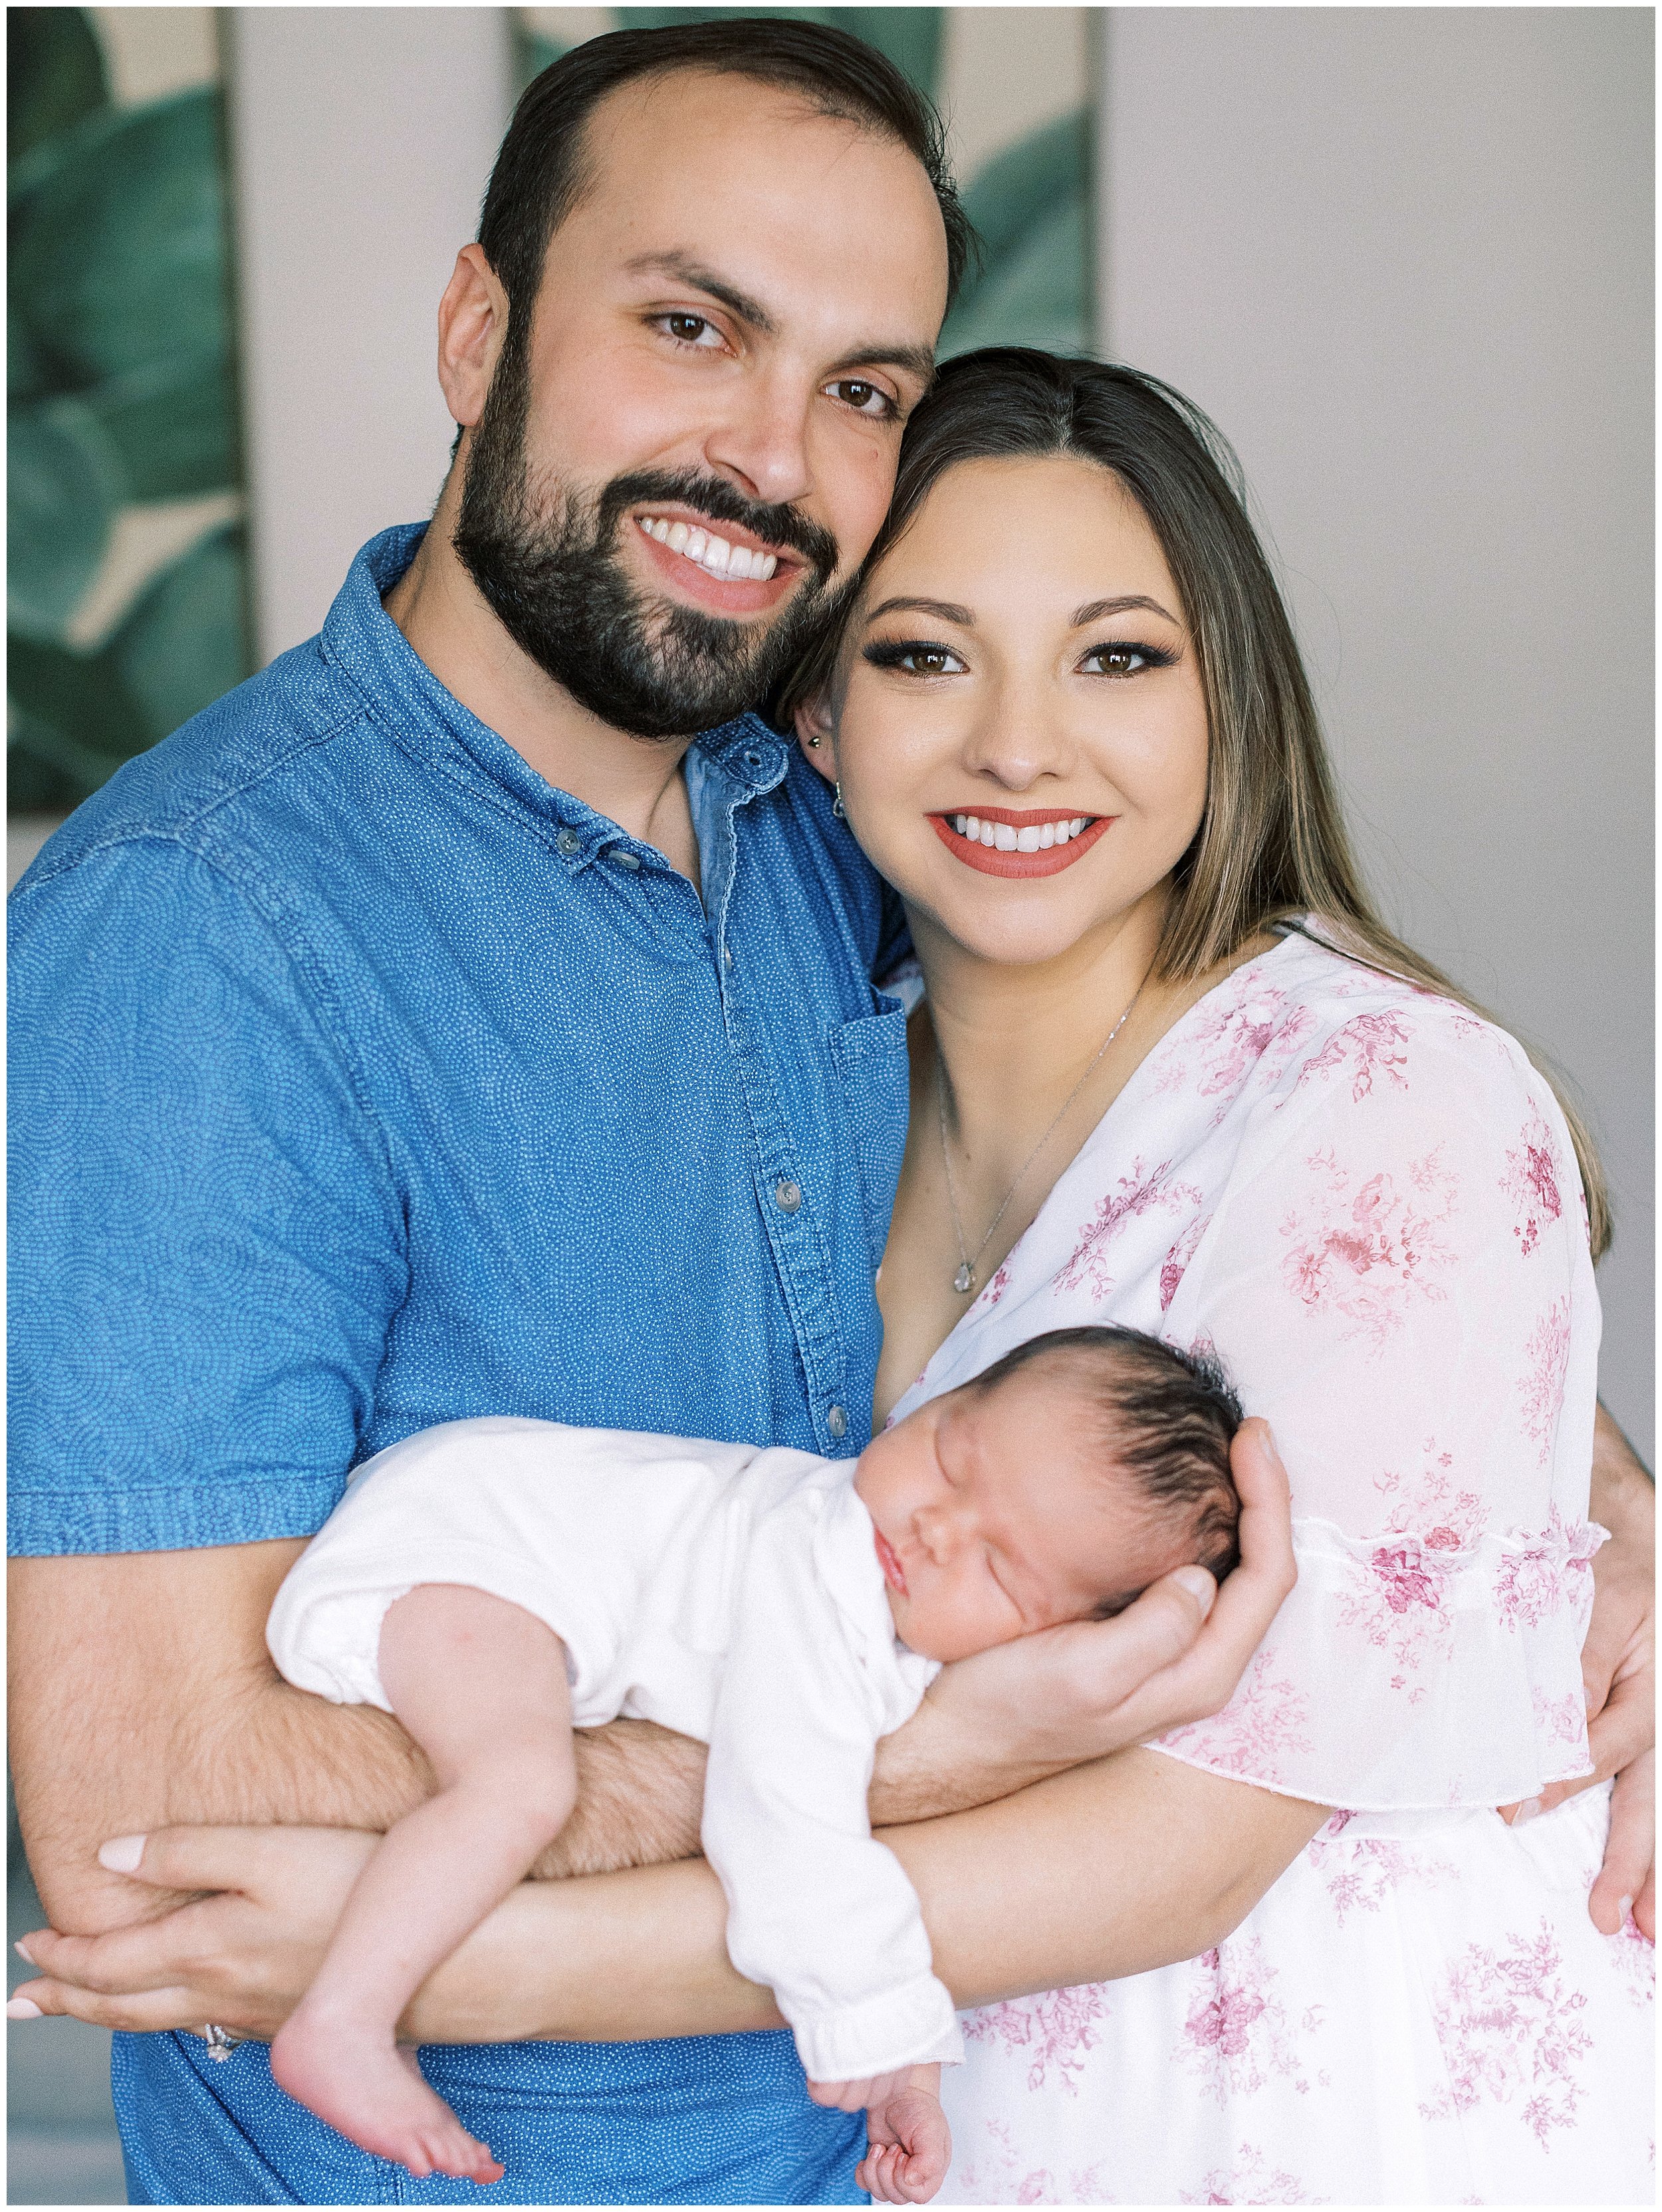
[{"left": 953, "top": 1263, "right": 975, "bottom": 1295}]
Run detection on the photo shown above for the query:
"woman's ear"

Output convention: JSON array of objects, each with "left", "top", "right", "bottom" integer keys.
[{"left": 792, "top": 694, "right": 838, "bottom": 785}]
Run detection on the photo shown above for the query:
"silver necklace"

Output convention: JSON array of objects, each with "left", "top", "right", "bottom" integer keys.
[{"left": 937, "top": 979, "right": 1146, "bottom": 1295}]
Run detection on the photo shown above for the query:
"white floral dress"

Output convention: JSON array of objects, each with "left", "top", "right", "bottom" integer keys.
[{"left": 889, "top": 932, "right": 1653, "bottom": 2206}]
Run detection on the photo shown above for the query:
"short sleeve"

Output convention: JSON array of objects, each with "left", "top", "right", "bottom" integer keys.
[
  {"left": 1153, "top": 1007, "right": 1603, "bottom": 1811},
  {"left": 9, "top": 839, "right": 408, "bottom": 1554}
]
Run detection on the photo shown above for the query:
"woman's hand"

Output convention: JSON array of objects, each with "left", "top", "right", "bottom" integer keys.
[
  {"left": 872, "top": 1419, "right": 1294, "bottom": 1824},
  {"left": 9, "top": 1826, "right": 379, "bottom": 2039}
]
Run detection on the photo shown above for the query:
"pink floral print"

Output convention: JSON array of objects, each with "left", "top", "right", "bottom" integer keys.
[
  {"left": 962, "top": 1983, "right": 1114, "bottom": 2095},
  {"left": 1501, "top": 1106, "right": 1565, "bottom": 1257},
  {"left": 1278, "top": 1144, "right": 1458, "bottom": 1350},
  {"left": 1519, "top": 1299, "right": 1572, "bottom": 1463},
  {"left": 1054, "top": 1157, "right": 1201, "bottom": 1300},
  {"left": 1296, "top": 1009, "right": 1413, "bottom": 1103},
  {"left": 907, "top": 938, "right": 1641, "bottom": 2207},
  {"left": 1421, "top": 1921, "right": 1595, "bottom": 2148},
  {"left": 1177, "top": 1936, "right": 1324, "bottom": 2102}
]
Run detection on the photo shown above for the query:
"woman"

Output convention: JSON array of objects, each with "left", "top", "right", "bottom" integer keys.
[
  {"left": 784, "top": 349, "right": 1651, "bottom": 2202},
  {"left": 15, "top": 352, "right": 1653, "bottom": 2203}
]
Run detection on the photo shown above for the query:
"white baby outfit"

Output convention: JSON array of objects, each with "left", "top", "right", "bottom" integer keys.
[{"left": 267, "top": 1416, "right": 965, "bottom": 2084}]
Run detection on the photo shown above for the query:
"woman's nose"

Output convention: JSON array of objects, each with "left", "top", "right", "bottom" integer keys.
[{"left": 960, "top": 681, "right": 1076, "bottom": 792}]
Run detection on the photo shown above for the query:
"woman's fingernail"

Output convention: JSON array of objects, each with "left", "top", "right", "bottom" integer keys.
[
  {"left": 13, "top": 1941, "right": 34, "bottom": 1965},
  {"left": 98, "top": 1833, "right": 146, "bottom": 1874},
  {"left": 7, "top": 1998, "right": 43, "bottom": 2020},
  {"left": 1172, "top": 1566, "right": 1217, "bottom": 1614},
  {"left": 1512, "top": 1797, "right": 1543, "bottom": 1825},
  {"left": 1618, "top": 1895, "right": 1635, "bottom": 1921}
]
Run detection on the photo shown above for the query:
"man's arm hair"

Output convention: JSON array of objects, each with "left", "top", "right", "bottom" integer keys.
[{"left": 8, "top": 1544, "right": 707, "bottom": 1935}]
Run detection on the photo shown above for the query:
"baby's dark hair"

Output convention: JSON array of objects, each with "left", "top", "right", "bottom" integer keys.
[{"left": 969, "top": 1325, "right": 1243, "bottom": 1614}]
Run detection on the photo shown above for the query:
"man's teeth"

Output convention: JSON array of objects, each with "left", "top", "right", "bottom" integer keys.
[
  {"left": 638, "top": 516, "right": 778, "bottom": 582},
  {"left": 951, "top": 814, "right": 1090, "bottom": 852}
]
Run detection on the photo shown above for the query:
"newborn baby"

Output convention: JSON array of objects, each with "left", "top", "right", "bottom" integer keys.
[{"left": 264, "top": 1324, "right": 1241, "bottom": 2198}]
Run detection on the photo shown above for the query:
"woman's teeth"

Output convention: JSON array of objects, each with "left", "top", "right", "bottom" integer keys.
[
  {"left": 637, "top": 515, "right": 779, "bottom": 582},
  {"left": 950, "top": 814, "right": 1091, "bottom": 852}
]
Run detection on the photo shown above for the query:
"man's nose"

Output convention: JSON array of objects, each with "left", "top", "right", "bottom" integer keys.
[{"left": 702, "top": 366, "right": 815, "bottom": 513}]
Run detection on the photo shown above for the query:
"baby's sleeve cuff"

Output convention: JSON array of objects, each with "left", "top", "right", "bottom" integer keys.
[{"left": 790, "top": 1972, "right": 964, "bottom": 2085}]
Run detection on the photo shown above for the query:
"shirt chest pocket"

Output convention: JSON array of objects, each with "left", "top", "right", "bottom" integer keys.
[{"left": 825, "top": 1003, "right": 911, "bottom": 1268}]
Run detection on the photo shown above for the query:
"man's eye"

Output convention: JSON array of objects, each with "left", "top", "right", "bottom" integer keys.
[
  {"left": 828, "top": 379, "right": 895, "bottom": 420},
  {"left": 660, "top": 314, "right": 721, "bottom": 348}
]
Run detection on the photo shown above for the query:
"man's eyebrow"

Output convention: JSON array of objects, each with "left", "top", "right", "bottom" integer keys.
[
  {"left": 622, "top": 251, "right": 935, "bottom": 388},
  {"left": 832, "top": 342, "right": 938, "bottom": 389},
  {"left": 866, "top": 596, "right": 975, "bottom": 626},
  {"left": 623, "top": 251, "right": 776, "bottom": 334},
  {"left": 1072, "top": 593, "right": 1181, "bottom": 626}
]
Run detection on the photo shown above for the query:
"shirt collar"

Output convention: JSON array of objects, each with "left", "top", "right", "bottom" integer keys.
[{"left": 320, "top": 523, "right": 790, "bottom": 840}]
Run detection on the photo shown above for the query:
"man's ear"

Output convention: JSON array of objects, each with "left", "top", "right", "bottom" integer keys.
[
  {"left": 437, "top": 243, "right": 508, "bottom": 430},
  {"left": 792, "top": 694, "right": 837, "bottom": 784}
]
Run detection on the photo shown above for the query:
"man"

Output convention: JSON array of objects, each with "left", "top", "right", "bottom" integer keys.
[{"left": 9, "top": 19, "right": 1652, "bottom": 2207}]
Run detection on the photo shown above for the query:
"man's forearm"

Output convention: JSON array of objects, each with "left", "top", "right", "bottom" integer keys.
[{"left": 9, "top": 1547, "right": 704, "bottom": 1930}]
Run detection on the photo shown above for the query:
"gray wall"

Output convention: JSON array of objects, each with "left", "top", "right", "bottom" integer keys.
[{"left": 1101, "top": 6, "right": 1654, "bottom": 1457}]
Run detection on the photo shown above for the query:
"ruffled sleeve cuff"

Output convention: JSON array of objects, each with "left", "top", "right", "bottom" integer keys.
[
  {"left": 1151, "top": 1511, "right": 1606, "bottom": 1811},
  {"left": 789, "top": 1973, "right": 965, "bottom": 2085}
]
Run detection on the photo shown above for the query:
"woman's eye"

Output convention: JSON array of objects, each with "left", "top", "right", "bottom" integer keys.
[
  {"left": 660, "top": 313, "right": 722, "bottom": 349},
  {"left": 862, "top": 640, "right": 965, "bottom": 677},
  {"left": 1081, "top": 641, "right": 1171, "bottom": 677},
  {"left": 827, "top": 378, "right": 896, "bottom": 420}
]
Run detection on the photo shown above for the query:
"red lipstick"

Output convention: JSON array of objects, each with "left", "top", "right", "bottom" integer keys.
[{"left": 929, "top": 806, "right": 1116, "bottom": 879}]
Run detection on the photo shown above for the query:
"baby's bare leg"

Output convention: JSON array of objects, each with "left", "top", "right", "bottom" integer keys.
[{"left": 269, "top": 1585, "right": 576, "bottom": 2181}]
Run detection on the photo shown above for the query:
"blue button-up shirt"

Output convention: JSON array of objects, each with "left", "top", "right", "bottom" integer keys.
[{"left": 9, "top": 526, "right": 911, "bottom": 2203}]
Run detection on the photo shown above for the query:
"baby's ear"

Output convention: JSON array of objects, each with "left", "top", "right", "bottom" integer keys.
[{"left": 791, "top": 693, "right": 837, "bottom": 785}]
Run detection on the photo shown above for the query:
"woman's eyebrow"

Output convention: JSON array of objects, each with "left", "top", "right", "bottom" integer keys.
[
  {"left": 1072, "top": 594, "right": 1181, "bottom": 626},
  {"left": 866, "top": 596, "right": 975, "bottom": 626}
]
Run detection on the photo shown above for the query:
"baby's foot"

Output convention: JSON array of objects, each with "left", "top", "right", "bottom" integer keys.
[{"left": 271, "top": 2013, "right": 505, "bottom": 2183}]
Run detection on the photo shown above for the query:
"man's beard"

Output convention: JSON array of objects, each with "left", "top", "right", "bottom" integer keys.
[{"left": 453, "top": 330, "right": 852, "bottom": 741}]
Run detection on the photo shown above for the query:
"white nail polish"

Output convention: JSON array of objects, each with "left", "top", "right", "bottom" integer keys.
[
  {"left": 1512, "top": 1796, "right": 1543, "bottom": 1825},
  {"left": 1171, "top": 1565, "right": 1217, "bottom": 1614},
  {"left": 7, "top": 1998, "right": 42, "bottom": 2020},
  {"left": 98, "top": 1833, "right": 147, "bottom": 1873},
  {"left": 1618, "top": 1894, "right": 1635, "bottom": 1920}
]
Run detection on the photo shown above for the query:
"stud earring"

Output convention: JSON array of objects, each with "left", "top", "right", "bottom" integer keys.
[
  {"left": 804, "top": 732, "right": 822, "bottom": 749},
  {"left": 832, "top": 782, "right": 846, "bottom": 819}
]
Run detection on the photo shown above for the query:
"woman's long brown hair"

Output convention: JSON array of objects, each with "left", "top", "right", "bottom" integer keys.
[{"left": 786, "top": 348, "right": 1610, "bottom": 1256}]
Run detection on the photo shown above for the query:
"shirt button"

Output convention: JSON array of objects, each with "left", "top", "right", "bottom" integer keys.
[
  {"left": 826, "top": 1406, "right": 848, "bottom": 1440},
  {"left": 774, "top": 1177, "right": 801, "bottom": 1213},
  {"left": 610, "top": 848, "right": 642, "bottom": 871},
  {"left": 723, "top": 946, "right": 733, "bottom": 967},
  {"left": 556, "top": 829, "right": 580, "bottom": 856}
]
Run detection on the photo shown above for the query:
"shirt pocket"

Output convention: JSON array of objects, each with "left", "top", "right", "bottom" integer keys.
[{"left": 825, "top": 1001, "right": 911, "bottom": 1267}]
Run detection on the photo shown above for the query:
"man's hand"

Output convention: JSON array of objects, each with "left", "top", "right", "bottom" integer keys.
[
  {"left": 872, "top": 1419, "right": 1295, "bottom": 1826},
  {"left": 1504, "top": 1404, "right": 1655, "bottom": 1939}
]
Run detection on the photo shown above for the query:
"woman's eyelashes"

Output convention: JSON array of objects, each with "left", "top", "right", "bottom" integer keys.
[
  {"left": 1078, "top": 639, "right": 1178, "bottom": 677},
  {"left": 862, "top": 638, "right": 965, "bottom": 677},
  {"left": 860, "top": 636, "right": 1178, "bottom": 679}
]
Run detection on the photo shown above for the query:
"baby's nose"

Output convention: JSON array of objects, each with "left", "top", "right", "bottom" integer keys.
[{"left": 915, "top": 1502, "right": 966, "bottom": 1564}]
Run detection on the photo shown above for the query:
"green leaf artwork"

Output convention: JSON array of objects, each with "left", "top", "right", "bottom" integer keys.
[{"left": 7, "top": 7, "right": 249, "bottom": 814}]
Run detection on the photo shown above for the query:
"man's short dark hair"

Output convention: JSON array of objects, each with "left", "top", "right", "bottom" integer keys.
[
  {"left": 971, "top": 1324, "right": 1245, "bottom": 1608},
  {"left": 477, "top": 18, "right": 971, "bottom": 325}
]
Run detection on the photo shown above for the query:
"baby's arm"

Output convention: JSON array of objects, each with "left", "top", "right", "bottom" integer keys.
[
  {"left": 269, "top": 1584, "right": 576, "bottom": 2183},
  {"left": 701, "top": 1492, "right": 962, "bottom": 2089},
  {"left": 858, "top": 2065, "right": 951, "bottom": 2206}
]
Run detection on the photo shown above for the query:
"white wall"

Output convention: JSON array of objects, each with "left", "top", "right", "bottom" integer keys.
[
  {"left": 1101, "top": 6, "right": 1654, "bottom": 1456},
  {"left": 226, "top": 7, "right": 515, "bottom": 663}
]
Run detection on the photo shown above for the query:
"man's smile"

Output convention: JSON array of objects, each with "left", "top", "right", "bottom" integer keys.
[
  {"left": 929, "top": 805, "right": 1116, "bottom": 878},
  {"left": 632, "top": 505, "right": 804, "bottom": 614}
]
